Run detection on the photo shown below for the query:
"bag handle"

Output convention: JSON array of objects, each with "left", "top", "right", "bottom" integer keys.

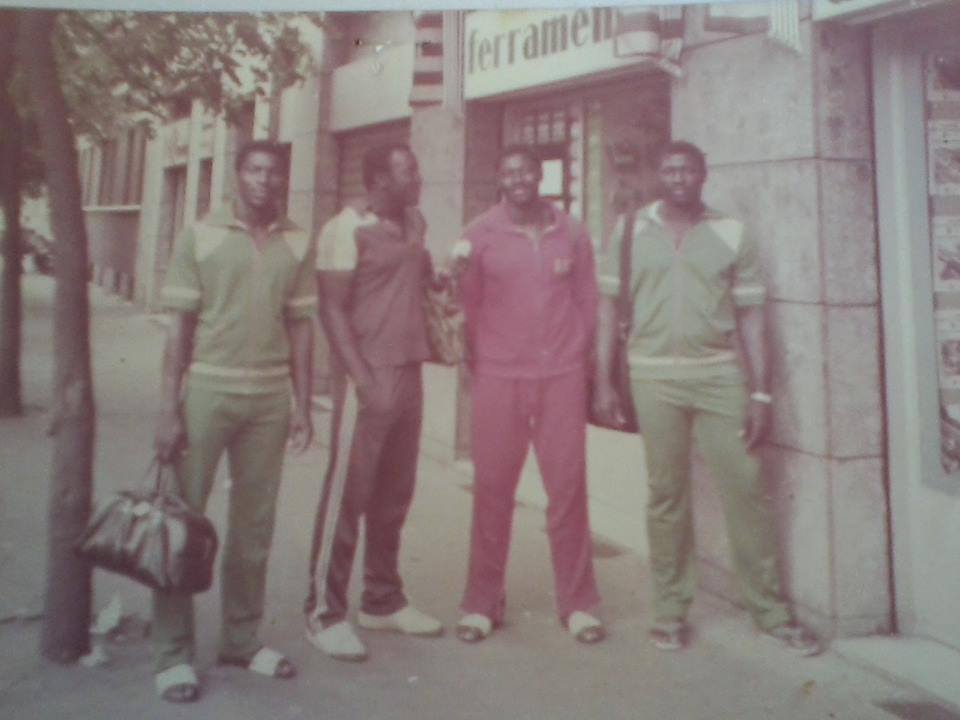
[{"left": 142, "top": 456, "right": 180, "bottom": 496}]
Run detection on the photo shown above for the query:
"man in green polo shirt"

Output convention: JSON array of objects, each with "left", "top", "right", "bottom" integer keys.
[
  {"left": 593, "top": 140, "right": 819, "bottom": 656},
  {"left": 153, "top": 140, "right": 316, "bottom": 702}
]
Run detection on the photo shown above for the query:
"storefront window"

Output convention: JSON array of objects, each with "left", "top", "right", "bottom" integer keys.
[
  {"left": 502, "top": 75, "right": 670, "bottom": 253},
  {"left": 540, "top": 158, "right": 564, "bottom": 198}
]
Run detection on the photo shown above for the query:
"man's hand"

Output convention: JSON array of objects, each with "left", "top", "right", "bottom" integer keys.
[
  {"left": 742, "top": 399, "right": 771, "bottom": 451},
  {"left": 447, "top": 238, "right": 472, "bottom": 277},
  {"left": 155, "top": 409, "right": 187, "bottom": 464},
  {"left": 354, "top": 372, "right": 386, "bottom": 413},
  {"left": 288, "top": 404, "right": 314, "bottom": 454},
  {"left": 592, "top": 380, "right": 626, "bottom": 428}
]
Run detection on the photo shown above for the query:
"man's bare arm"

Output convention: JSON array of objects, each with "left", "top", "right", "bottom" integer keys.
[
  {"left": 286, "top": 315, "right": 314, "bottom": 453},
  {"left": 155, "top": 312, "right": 197, "bottom": 462},
  {"left": 317, "top": 271, "right": 375, "bottom": 401},
  {"left": 735, "top": 305, "right": 771, "bottom": 451}
]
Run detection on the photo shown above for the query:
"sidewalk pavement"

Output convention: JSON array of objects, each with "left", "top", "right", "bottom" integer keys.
[{"left": 0, "top": 274, "right": 957, "bottom": 720}]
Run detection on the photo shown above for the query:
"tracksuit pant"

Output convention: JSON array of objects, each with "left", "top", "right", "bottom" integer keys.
[
  {"left": 305, "top": 363, "right": 423, "bottom": 626},
  {"left": 152, "top": 382, "right": 290, "bottom": 672},
  {"left": 630, "top": 373, "right": 792, "bottom": 632},
  {"left": 460, "top": 370, "right": 601, "bottom": 624}
]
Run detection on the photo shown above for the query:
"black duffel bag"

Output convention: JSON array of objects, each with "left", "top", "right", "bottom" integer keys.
[{"left": 75, "top": 461, "right": 218, "bottom": 594}]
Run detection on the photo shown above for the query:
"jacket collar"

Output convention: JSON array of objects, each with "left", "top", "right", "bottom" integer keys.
[{"left": 491, "top": 199, "right": 564, "bottom": 235}]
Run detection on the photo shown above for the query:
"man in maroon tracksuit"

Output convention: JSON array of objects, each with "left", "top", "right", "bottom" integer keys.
[
  {"left": 304, "top": 144, "right": 443, "bottom": 662},
  {"left": 455, "top": 145, "right": 605, "bottom": 644}
]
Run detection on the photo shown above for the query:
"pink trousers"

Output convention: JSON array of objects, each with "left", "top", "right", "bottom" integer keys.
[{"left": 460, "top": 370, "right": 601, "bottom": 623}]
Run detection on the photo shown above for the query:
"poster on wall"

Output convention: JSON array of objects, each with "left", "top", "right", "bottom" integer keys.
[
  {"left": 936, "top": 310, "right": 960, "bottom": 390},
  {"left": 928, "top": 54, "right": 960, "bottom": 103},
  {"left": 926, "top": 53, "right": 960, "bottom": 472},
  {"left": 928, "top": 120, "right": 960, "bottom": 196},
  {"left": 933, "top": 216, "right": 960, "bottom": 292}
]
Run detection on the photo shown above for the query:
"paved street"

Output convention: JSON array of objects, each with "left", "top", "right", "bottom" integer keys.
[{"left": 0, "top": 274, "right": 951, "bottom": 720}]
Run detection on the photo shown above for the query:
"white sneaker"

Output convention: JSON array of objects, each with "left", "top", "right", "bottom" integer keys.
[
  {"left": 305, "top": 618, "right": 368, "bottom": 662},
  {"left": 357, "top": 605, "right": 443, "bottom": 637}
]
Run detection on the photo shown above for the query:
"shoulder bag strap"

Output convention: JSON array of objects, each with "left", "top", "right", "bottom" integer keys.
[{"left": 617, "top": 209, "right": 637, "bottom": 340}]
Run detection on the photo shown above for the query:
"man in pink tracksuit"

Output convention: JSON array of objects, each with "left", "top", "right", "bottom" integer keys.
[{"left": 454, "top": 145, "right": 604, "bottom": 645}]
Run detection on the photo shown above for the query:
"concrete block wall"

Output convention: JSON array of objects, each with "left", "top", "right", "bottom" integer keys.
[{"left": 674, "top": 15, "right": 888, "bottom": 637}]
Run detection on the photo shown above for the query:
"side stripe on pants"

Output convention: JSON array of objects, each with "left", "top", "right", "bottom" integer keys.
[{"left": 309, "top": 380, "right": 359, "bottom": 621}]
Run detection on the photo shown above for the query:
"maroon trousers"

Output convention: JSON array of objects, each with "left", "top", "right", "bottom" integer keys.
[
  {"left": 305, "top": 364, "right": 423, "bottom": 626},
  {"left": 460, "top": 370, "right": 601, "bottom": 623}
]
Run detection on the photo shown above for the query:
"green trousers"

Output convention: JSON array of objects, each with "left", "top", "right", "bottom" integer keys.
[
  {"left": 631, "top": 373, "right": 791, "bottom": 632},
  {"left": 153, "top": 382, "right": 290, "bottom": 672}
]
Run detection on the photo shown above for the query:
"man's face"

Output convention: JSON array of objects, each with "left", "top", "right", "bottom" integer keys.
[
  {"left": 381, "top": 149, "right": 422, "bottom": 207},
  {"left": 658, "top": 152, "right": 706, "bottom": 208},
  {"left": 237, "top": 150, "right": 284, "bottom": 212},
  {"left": 498, "top": 153, "right": 541, "bottom": 208}
]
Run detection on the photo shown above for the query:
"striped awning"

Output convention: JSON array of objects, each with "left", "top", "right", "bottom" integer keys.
[{"left": 409, "top": 11, "right": 444, "bottom": 108}]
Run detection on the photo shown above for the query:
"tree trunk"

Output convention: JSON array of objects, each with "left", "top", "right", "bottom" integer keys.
[
  {"left": 0, "top": 10, "right": 23, "bottom": 417},
  {"left": 17, "top": 9, "right": 95, "bottom": 663}
]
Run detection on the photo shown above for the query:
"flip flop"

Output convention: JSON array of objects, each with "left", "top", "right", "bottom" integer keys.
[
  {"left": 649, "top": 622, "right": 689, "bottom": 651},
  {"left": 218, "top": 647, "right": 297, "bottom": 679},
  {"left": 155, "top": 664, "right": 199, "bottom": 703}
]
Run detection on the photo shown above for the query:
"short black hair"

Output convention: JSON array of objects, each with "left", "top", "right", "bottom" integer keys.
[
  {"left": 498, "top": 144, "right": 542, "bottom": 173},
  {"left": 235, "top": 140, "right": 286, "bottom": 173},
  {"left": 655, "top": 140, "right": 707, "bottom": 174},
  {"left": 363, "top": 143, "right": 413, "bottom": 190}
]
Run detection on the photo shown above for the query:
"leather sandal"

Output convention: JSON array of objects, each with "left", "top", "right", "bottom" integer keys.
[
  {"left": 649, "top": 622, "right": 689, "bottom": 651},
  {"left": 218, "top": 647, "right": 297, "bottom": 679},
  {"left": 455, "top": 614, "right": 493, "bottom": 643},
  {"left": 568, "top": 611, "right": 606, "bottom": 645},
  {"left": 156, "top": 664, "right": 199, "bottom": 703}
]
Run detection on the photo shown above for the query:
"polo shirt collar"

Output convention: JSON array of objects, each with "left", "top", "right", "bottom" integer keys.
[
  {"left": 648, "top": 200, "right": 724, "bottom": 226},
  {"left": 205, "top": 205, "right": 297, "bottom": 234}
]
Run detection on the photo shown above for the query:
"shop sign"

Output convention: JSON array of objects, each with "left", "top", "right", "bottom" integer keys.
[
  {"left": 463, "top": 9, "right": 649, "bottom": 100},
  {"left": 813, "top": 0, "right": 949, "bottom": 23}
]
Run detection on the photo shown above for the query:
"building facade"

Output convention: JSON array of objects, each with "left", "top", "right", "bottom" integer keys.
[{"left": 80, "top": 3, "right": 960, "bottom": 654}]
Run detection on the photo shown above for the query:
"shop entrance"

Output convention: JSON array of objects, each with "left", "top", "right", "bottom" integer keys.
[
  {"left": 874, "top": 5, "right": 960, "bottom": 649},
  {"left": 501, "top": 74, "right": 670, "bottom": 252}
]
